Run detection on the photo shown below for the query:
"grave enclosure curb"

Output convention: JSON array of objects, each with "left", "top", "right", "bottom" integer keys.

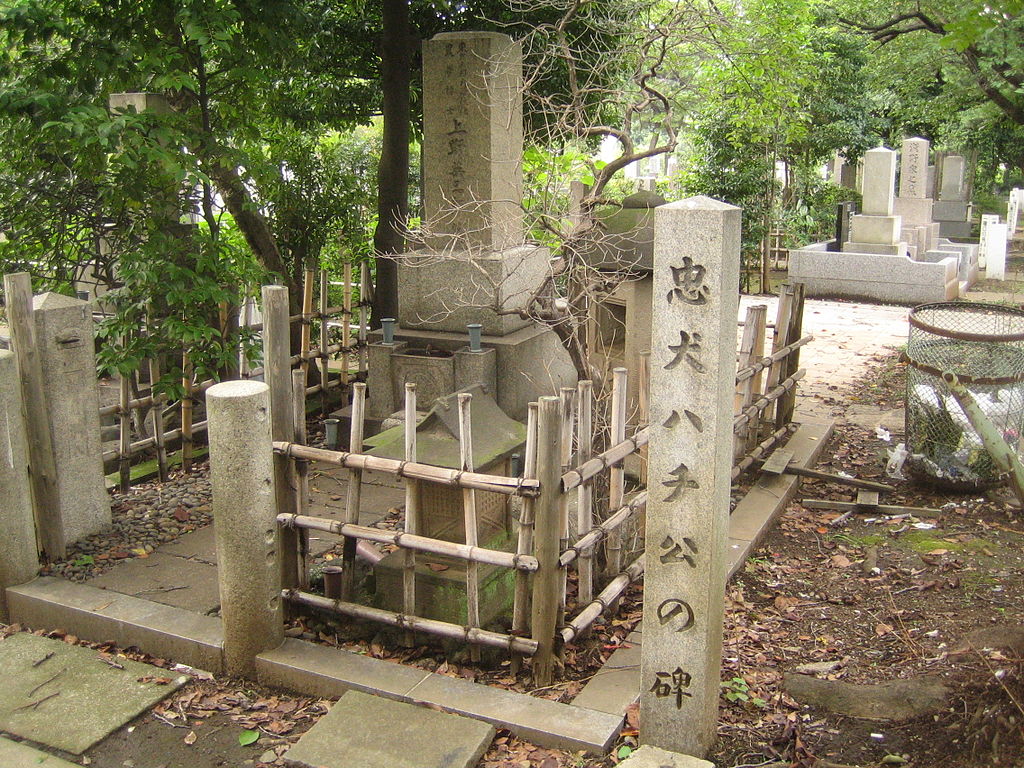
[{"left": 3, "top": 419, "right": 830, "bottom": 756}]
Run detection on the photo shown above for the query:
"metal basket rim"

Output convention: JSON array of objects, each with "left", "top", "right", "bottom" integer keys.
[{"left": 909, "top": 301, "right": 1024, "bottom": 343}]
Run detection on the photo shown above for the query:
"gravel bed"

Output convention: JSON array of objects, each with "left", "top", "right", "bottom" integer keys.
[{"left": 43, "top": 461, "right": 214, "bottom": 581}]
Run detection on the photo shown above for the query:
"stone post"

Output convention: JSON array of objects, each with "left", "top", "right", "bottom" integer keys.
[
  {"left": 987, "top": 222, "right": 1008, "bottom": 281},
  {"left": 641, "top": 196, "right": 740, "bottom": 756},
  {"left": 939, "top": 155, "right": 966, "bottom": 201},
  {"left": 979, "top": 214, "right": 999, "bottom": 270},
  {"left": 207, "top": 380, "right": 284, "bottom": 676},
  {"left": 898, "top": 137, "right": 930, "bottom": 199},
  {"left": 32, "top": 291, "right": 111, "bottom": 543},
  {"left": 861, "top": 147, "right": 897, "bottom": 216},
  {"left": 1008, "top": 188, "right": 1021, "bottom": 236},
  {"left": 0, "top": 350, "right": 40, "bottom": 621}
]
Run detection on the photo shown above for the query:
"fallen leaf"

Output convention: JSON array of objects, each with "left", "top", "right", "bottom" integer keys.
[
  {"left": 184, "top": 730, "right": 197, "bottom": 745},
  {"left": 875, "top": 623, "right": 894, "bottom": 637},
  {"left": 830, "top": 554, "right": 852, "bottom": 568},
  {"left": 426, "top": 562, "right": 449, "bottom": 572}
]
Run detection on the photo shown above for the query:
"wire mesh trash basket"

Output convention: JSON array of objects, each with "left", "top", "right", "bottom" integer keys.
[{"left": 905, "top": 302, "right": 1024, "bottom": 490}]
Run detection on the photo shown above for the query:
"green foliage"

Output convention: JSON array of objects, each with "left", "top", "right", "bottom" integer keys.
[{"left": 721, "top": 676, "right": 768, "bottom": 708}]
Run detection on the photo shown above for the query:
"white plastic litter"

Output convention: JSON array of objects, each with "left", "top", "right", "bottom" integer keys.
[
  {"left": 886, "top": 442, "right": 909, "bottom": 479},
  {"left": 876, "top": 426, "right": 891, "bottom": 442}
]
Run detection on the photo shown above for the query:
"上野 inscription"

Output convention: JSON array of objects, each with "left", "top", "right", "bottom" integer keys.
[
  {"left": 667, "top": 257, "right": 710, "bottom": 305},
  {"left": 665, "top": 331, "right": 705, "bottom": 373},
  {"left": 657, "top": 598, "right": 695, "bottom": 632},
  {"left": 651, "top": 667, "right": 693, "bottom": 708},
  {"left": 659, "top": 535, "right": 698, "bottom": 566}
]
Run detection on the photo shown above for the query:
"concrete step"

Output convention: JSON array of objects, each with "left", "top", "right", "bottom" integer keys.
[
  {"left": 283, "top": 690, "right": 494, "bottom": 768},
  {"left": 0, "top": 736, "right": 80, "bottom": 767}
]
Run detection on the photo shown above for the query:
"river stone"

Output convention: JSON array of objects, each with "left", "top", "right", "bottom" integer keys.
[{"left": 783, "top": 673, "right": 948, "bottom": 721}]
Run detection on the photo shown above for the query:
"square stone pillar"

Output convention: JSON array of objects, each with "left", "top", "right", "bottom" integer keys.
[
  {"left": 641, "top": 196, "right": 740, "bottom": 756},
  {"left": 32, "top": 293, "right": 111, "bottom": 542}
]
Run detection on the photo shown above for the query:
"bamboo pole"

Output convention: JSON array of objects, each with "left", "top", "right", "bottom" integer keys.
[
  {"left": 510, "top": 402, "right": 538, "bottom": 673},
  {"left": 560, "top": 427, "right": 649, "bottom": 493},
  {"left": 278, "top": 514, "right": 538, "bottom": 571},
  {"left": 734, "top": 305, "right": 762, "bottom": 457},
  {"left": 148, "top": 354, "right": 168, "bottom": 482},
  {"left": 403, "top": 382, "right": 418, "bottom": 646},
  {"left": 458, "top": 392, "right": 482, "bottom": 663},
  {"left": 560, "top": 492, "right": 647, "bottom": 566},
  {"left": 284, "top": 590, "right": 539, "bottom": 655},
  {"left": 300, "top": 269, "right": 314, "bottom": 377},
  {"left": 240, "top": 291, "right": 253, "bottom": 379},
  {"left": 341, "top": 382, "right": 366, "bottom": 601},
  {"left": 733, "top": 370, "right": 805, "bottom": 432},
  {"left": 272, "top": 442, "right": 540, "bottom": 496},
  {"left": 101, "top": 419, "right": 210, "bottom": 463},
  {"left": 263, "top": 285, "right": 300, "bottom": 593},
  {"left": 745, "top": 305, "right": 768, "bottom": 454},
  {"left": 557, "top": 387, "right": 574, "bottom": 626},
  {"left": 766, "top": 285, "right": 793, "bottom": 423},
  {"left": 576, "top": 380, "right": 594, "bottom": 606},
  {"left": 182, "top": 350, "right": 194, "bottom": 473},
  {"left": 776, "top": 283, "right": 805, "bottom": 428},
  {"left": 604, "top": 367, "right": 628, "bottom": 590},
  {"left": 319, "top": 270, "right": 330, "bottom": 416},
  {"left": 3, "top": 272, "right": 64, "bottom": 559},
  {"left": 638, "top": 351, "right": 650, "bottom": 483},
  {"left": 292, "top": 369, "right": 311, "bottom": 589},
  {"left": 341, "top": 263, "right": 352, "bottom": 387},
  {"left": 731, "top": 423, "right": 798, "bottom": 480},
  {"left": 119, "top": 363, "right": 132, "bottom": 492},
  {"left": 560, "top": 555, "right": 644, "bottom": 643},
  {"left": 358, "top": 262, "right": 369, "bottom": 376},
  {"left": 732, "top": 335, "right": 813, "bottom": 384},
  {"left": 531, "top": 396, "right": 563, "bottom": 685}
]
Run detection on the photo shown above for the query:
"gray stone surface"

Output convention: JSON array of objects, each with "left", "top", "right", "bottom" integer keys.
[
  {"left": 933, "top": 200, "right": 969, "bottom": 221},
  {"left": 571, "top": 638, "right": 641, "bottom": 715},
  {"left": 87, "top": 551, "right": 221, "bottom": 614},
  {"left": 618, "top": 745, "right": 715, "bottom": 768},
  {"left": 784, "top": 673, "right": 948, "bottom": 721},
  {"left": 158, "top": 524, "right": 218, "bottom": 564},
  {"left": 422, "top": 32, "right": 524, "bottom": 253},
  {"left": 642, "top": 196, "right": 739, "bottom": 756},
  {"left": 0, "top": 350, "right": 39, "bottom": 621},
  {"left": 898, "top": 137, "right": 930, "bottom": 198},
  {"left": 893, "top": 196, "right": 933, "bottom": 227},
  {"left": 32, "top": 292, "right": 111, "bottom": 543},
  {"left": 861, "top": 147, "right": 898, "bottom": 216},
  {"left": 0, "top": 735, "right": 80, "bottom": 767},
  {"left": 940, "top": 154, "right": 965, "bottom": 201},
  {"left": 0, "top": 632, "right": 186, "bottom": 754},
  {"left": 849, "top": 213, "right": 901, "bottom": 244},
  {"left": 6, "top": 576, "right": 224, "bottom": 674},
  {"left": 206, "top": 380, "right": 283, "bottom": 675},
  {"left": 840, "top": 240, "right": 906, "bottom": 257},
  {"left": 284, "top": 690, "right": 494, "bottom": 768}
]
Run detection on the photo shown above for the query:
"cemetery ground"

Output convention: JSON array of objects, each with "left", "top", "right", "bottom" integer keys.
[{"left": 4, "top": 295, "right": 1024, "bottom": 768}]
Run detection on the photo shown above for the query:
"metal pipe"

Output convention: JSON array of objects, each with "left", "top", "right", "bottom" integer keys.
[{"left": 467, "top": 323, "right": 482, "bottom": 352}]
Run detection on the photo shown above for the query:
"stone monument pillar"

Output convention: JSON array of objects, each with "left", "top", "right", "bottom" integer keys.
[
  {"left": 934, "top": 155, "right": 972, "bottom": 238},
  {"left": 978, "top": 213, "right": 999, "bottom": 269},
  {"left": 0, "top": 350, "right": 39, "bottom": 621},
  {"left": 984, "top": 218, "right": 1008, "bottom": 280},
  {"left": 893, "top": 137, "right": 939, "bottom": 258},
  {"left": 32, "top": 293, "right": 111, "bottom": 542},
  {"left": 1008, "top": 188, "right": 1021, "bottom": 236},
  {"left": 842, "top": 147, "right": 906, "bottom": 257},
  {"left": 641, "top": 196, "right": 740, "bottom": 756}
]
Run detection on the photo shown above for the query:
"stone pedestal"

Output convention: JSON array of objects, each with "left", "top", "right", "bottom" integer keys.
[{"left": 32, "top": 293, "right": 111, "bottom": 543}]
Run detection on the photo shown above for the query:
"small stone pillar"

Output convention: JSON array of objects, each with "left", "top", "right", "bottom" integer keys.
[
  {"left": 0, "top": 350, "right": 40, "bottom": 621},
  {"left": 641, "top": 196, "right": 740, "bottom": 756},
  {"left": 207, "top": 380, "right": 284, "bottom": 676},
  {"left": 843, "top": 147, "right": 905, "bottom": 256},
  {"left": 32, "top": 292, "right": 111, "bottom": 542}
]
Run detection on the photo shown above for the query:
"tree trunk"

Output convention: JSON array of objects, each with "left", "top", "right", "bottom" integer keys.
[{"left": 371, "top": 0, "right": 411, "bottom": 326}]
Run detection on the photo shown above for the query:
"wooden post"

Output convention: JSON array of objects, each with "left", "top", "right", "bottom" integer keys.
[
  {"left": 639, "top": 350, "right": 651, "bottom": 483},
  {"left": 776, "top": 283, "right": 805, "bottom": 428},
  {"left": 458, "top": 392, "right": 482, "bottom": 663},
  {"left": 531, "top": 396, "right": 563, "bottom": 686},
  {"left": 148, "top": 354, "right": 168, "bottom": 482},
  {"left": 240, "top": 290, "right": 253, "bottom": 379},
  {"left": 576, "top": 380, "right": 594, "bottom": 607},
  {"left": 746, "top": 306, "right": 768, "bottom": 453},
  {"left": 342, "top": 263, "right": 352, "bottom": 387},
  {"left": 604, "top": 367, "right": 628, "bottom": 590},
  {"left": 734, "top": 305, "right": 764, "bottom": 458},
  {"left": 300, "top": 269, "right": 314, "bottom": 377},
  {"left": 557, "top": 386, "right": 574, "bottom": 622},
  {"left": 402, "top": 382, "right": 418, "bottom": 647},
  {"left": 118, "top": 364, "right": 132, "bottom": 492},
  {"left": 511, "top": 402, "right": 538, "bottom": 673},
  {"left": 2, "top": 272, "right": 64, "bottom": 559},
  {"left": 263, "top": 285, "right": 300, "bottom": 592},
  {"left": 341, "top": 382, "right": 366, "bottom": 601},
  {"left": 765, "top": 286, "right": 793, "bottom": 425},
  {"left": 292, "top": 369, "right": 310, "bottom": 589},
  {"left": 181, "top": 349, "right": 194, "bottom": 473},
  {"left": 358, "top": 262, "right": 369, "bottom": 376},
  {"left": 319, "top": 270, "right": 330, "bottom": 416}
]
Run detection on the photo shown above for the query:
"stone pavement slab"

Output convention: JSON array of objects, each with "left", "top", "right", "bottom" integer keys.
[
  {"left": 0, "top": 736, "right": 80, "bottom": 767},
  {"left": 619, "top": 745, "right": 715, "bottom": 767},
  {"left": 159, "top": 525, "right": 218, "bottom": 564},
  {"left": 283, "top": 690, "right": 494, "bottom": 768},
  {"left": 87, "top": 551, "right": 220, "bottom": 614},
  {"left": 0, "top": 632, "right": 187, "bottom": 754}
]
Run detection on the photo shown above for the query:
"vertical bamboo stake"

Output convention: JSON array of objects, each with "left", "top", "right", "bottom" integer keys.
[
  {"left": 3, "top": 272, "right": 64, "bottom": 559},
  {"left": 319, "top": 269, "right": 330, "bottom": 416},
  {"left": 341, "top": 382, "right": 366, "bottom": 601},
  {"left": 181, "top": 349, "right": 194, "bottom": 473},
  {"left": 531, "top": 396, "right": 563, "bottom": 686},
  {"left": 148, "top": 354, "right": 168, "bottom": 482},
  {"left": 638, "top": 350, "right": 651, "bottom": 484},
  {"left": 119, "top": 359, "right": 131, "bottom": 492},
  {"left": 777, "top": 283, "right": 805, "bottom": 428},
  {"left": 239, "top": 292, "right": 253, "bottom": 379},
  {"left": 263, "top": 285, "right": 300, "bottom": 593},
  {"left": 292, "top": 369, "right": 310, "bottom": 589},
  {"left": 605, "top": 367, "right": 627, "bottom": 600},
  {"left": 510, "top": 402, "right": 538, "bottom": 673},
  {"left": 765, "top": 286, "right": 793, "bottom": 425},
  {"left": 558, "top": 388, "right": 575, "bottom": 615},
  {"left": 358, "top": 262, "right": 369, "bottom": 376},
  {"left": 300, "top": 268, "right": 314, "bottom": 377},
  {"left": 402, "top": 382, "right": 418, "bottom": 647},
  {"left": 342, "top": 263, "right": 352, "bottom": 387},
  {"left": 734, "top": 306, "right": 761, "bottom": 458},
  {"left": 458, "top": 392, "right": 482, "bottom": 663},
  {"left": 576, "top": 380, "right": 594, "bottom": 608},
  {"left": 746, "top": 306, "right": 768, "bottom": 452}
]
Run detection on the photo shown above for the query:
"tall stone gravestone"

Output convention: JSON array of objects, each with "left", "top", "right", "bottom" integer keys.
[
  {"left": 1008, "top": 188, "right": 1021, "bottom": 237},
  {"left": 32, "top": 293, "right": 111, "bottom": 541},
  {"left": 978, "top": 213, "right": 999, "bottom": 270},
  {"left": 934, "top": 155, "right": 971, "bottom": 238},
  {"left": 641, "top": 196, "right": 740, "bottom": 756},
  {"left": 985, "top": 219, "right": 1008, "bottom": 280},
  {"left": 842, "top": 147, "right": 905, "bottom": 256},
  {"left": 893, "top": 137, "right": 938, "bottom": 258}
]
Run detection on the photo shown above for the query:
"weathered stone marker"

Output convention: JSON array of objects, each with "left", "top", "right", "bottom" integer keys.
[
  {"left": 641, "top": 196, "right": 741, "bottom": 756},
  {"left": 898, "top": 137, "right": 930, "bottom": 199},
  {"left": 207, "top": 380, "right": 284, "bottom": 675},
  {"left": 0, "top": 350, "right": 39, "bottom": 621}
]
